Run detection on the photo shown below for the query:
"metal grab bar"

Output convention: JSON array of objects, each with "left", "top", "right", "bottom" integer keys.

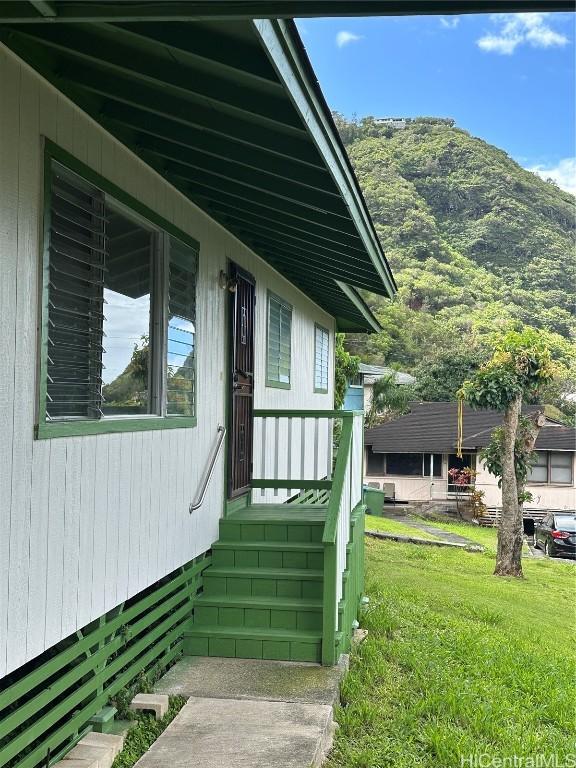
[{"left": 189, "top": 425, "right": 226, "bottom": 513}]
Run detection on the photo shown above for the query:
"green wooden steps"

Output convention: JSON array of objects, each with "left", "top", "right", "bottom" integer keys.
[{"left": 184, "top": 504, "right": 328, "bottom": 663}]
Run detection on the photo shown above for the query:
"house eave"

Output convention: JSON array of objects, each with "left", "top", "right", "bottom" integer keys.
[{"left": 0, "top": 14, "right": 393, "bottom": 330}]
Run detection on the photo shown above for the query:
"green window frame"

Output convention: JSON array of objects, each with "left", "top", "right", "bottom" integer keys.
[
  {"left": 266, "top": 291, "right": 292, "bottom": 390},
  {"left": 37, "top": 141, "right": 199, "bottom": 439},
  {"left": 313, "top": 323, "right": 329, "bottom": 394}
]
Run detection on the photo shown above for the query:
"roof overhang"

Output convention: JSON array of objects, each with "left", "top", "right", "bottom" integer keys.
[
  {"left": 0, "top": 11, "right": 399, "bottom": 331},
  {"left": 0, "top": 2, "right": 571, "bottom": 23}
]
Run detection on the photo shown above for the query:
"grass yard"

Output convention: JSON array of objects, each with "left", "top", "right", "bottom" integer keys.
[
  {"left": 328, "top": 526, "right": 576, "bottom": 768},
  {"left": 364, "top": 515, "right": 440, "bottom": 541}
]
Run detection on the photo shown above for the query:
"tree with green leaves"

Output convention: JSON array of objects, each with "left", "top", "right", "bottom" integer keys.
[
  {"left": 334, "top": 333, "right": 359, "bottom": 410},
  {"left": 459, "top": 329, "right": 556, "bottom": 577},
  {"left": 366, "top": 373, "right": 414, "bottom": 427},
  {"left": 413, "top": 347, "right": 485, "bottom": 402}
]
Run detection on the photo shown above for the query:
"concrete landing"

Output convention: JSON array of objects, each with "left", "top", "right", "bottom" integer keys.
[
  {"left": 155, "top": 655, "right": 347, "bottom": 706},
  {"left": 132, "top": 656, "right": 348, "bottom": 768}
]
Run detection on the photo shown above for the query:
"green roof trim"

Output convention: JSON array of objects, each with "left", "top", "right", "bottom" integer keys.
[{"left": 335, "top": 282, "right": 381, "bottom": 333}]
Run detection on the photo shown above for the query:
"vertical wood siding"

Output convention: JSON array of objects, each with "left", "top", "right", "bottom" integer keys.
[{"left": 0, "top": 45, "right": 335, "bottom": 677}]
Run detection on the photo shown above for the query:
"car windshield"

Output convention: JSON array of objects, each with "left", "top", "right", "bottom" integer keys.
[{"left": 554, "top": 516, "right": 576, "bottom": 532}]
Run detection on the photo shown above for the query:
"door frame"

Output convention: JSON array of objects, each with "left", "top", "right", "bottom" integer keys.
[{"left": 225, "top": 261, "right": 256, "bottom": 502}]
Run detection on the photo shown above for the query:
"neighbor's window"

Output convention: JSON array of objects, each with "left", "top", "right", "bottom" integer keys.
[
  {"left": 366, "top": 447, "right": 385, "bottom": 475},
  {"left": 349, "top": 373, "right": 363, "bottom": 387},
  {"left": 266, "top": 292, "right": 292, "bottom": 388},
  {"left": 384, "top": 453, "right": 443, "bottom": 477},
  {"left": 45, "top": 160, "right": 197, "bottom": 423},
  {"left": 314, "top": 324, "right": 329, "bottom": 393},
  {"left": 528, "top": 451, "right": 573, "bottom": 485}
]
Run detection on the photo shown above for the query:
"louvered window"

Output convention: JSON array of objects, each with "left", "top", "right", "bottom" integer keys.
[
  {"left": 47, "top": 164, "right": 106, "bottom": 420},
  {"left": 44, "top": 158, "right": 198, "bottom": 426},
  {"left": 314, "top": 324, "right": 329, "bottom": 393},
  {"left": 266, "top": 292, "right": 292, "bottom": 388}
]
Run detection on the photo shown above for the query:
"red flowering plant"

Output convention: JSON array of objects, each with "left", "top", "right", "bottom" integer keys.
[
  {"left": 448, "top": 467, "right": 478, "bottom": 519},
  {"left": 448, "top": 467, "right": 477, "bottom": 488}
]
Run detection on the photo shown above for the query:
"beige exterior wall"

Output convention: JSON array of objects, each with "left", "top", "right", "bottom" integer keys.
[
  {"left": 366, "top": 452, "right": 576, "bottom": 510},
  {"left": 475, "top": 456, "right": 576, "bottom": 511},
  {"left": 365, "top": 455, "right": 449, "bottom": 501}
]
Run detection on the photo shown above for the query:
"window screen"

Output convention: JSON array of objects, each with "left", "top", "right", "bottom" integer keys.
[
  {"left": 314, "top": 325, "right": 329, "bottom": 393},
  {"left": 550, "top": 452, "right": 572, "bottom": 484},
  {"left": 366, "top": 447, "right": 385, "bottom": 475},
  {"left": 386, "top": 453, "right": 424, "bottom": 476},
  {"left": 267, "top": 293, "right": 292, "bottom": 387},
  {"left": 528, "top": 451, "right": 549, "bottom": 483}
]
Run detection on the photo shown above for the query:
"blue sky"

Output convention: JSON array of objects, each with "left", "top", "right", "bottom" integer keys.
[{"left": 296, "top": 12, "right": 575, "bottom": 194}]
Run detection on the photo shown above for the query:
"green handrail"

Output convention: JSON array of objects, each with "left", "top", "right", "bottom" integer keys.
[
  {"left": 253, "top": 409, "right": 360, "bottom": 419},
  {"left": 321, "top": 415, "right": 354, "bottom": 664},
  {"left": 322, "top": 415, "right": 353, "bottom": 545}
]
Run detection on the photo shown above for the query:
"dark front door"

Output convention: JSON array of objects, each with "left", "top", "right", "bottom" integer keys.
[{"left": 228, "top": 264, "right": 256, "bottom": 498}]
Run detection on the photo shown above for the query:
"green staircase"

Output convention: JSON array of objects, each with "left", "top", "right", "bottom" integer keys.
[{"left": 183, "top": 504, "right": 332, "bottom": 663}]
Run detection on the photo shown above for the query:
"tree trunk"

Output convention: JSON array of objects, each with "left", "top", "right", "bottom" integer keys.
[
  {"left": 494, "top": 394, "right": 524, "bottom": 577},
  {"left": 517, "top": 410, "right": 547, "bottom": 507}
]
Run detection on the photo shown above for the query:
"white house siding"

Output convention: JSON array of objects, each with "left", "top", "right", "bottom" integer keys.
[{"left": 0, "top": 46, "right": 335, "bottom": 677}]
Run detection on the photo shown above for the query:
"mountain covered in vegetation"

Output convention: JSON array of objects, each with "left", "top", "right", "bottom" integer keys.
[{"left": 336, "top": 116, "right": 575, "bottom": 404}]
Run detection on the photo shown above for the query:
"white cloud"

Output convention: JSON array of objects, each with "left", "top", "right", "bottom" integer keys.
[
  {"left": 477, "top": 13, "right": 569, "bottom": 55},
  {"left": 527, "top": 158, "right": 576, "bottom": 196},
  {"left": 336, "top": 30, "right": 363, "bottom": 48},
  {"left": 440, "top": 17, "right": 460, "bottom": 30}
]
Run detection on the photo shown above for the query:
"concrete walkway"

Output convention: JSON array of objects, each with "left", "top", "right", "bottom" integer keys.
[
  {"left": 378, "top": 511, "right": 478, "bottom": 546},
  {"left": 134, "top": 656, "right": 347, "bottom": 768},
  {"left": 399, "top": 518, "right": 476, "bottom": 545}
]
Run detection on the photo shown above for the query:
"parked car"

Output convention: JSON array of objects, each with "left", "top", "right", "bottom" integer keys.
[{"left": 534, "top": 514, "right": 576, "bottom": 558}]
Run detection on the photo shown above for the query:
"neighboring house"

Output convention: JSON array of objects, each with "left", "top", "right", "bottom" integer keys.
[
  {"left": 344, "top": 363, "right": 415, "bottom": 412},
  {"left": 0, "top": 14, "right": 395, "bottom": 766},
  {"left": 374, "top": 117, "right": 408, "bottom": 129},
  {"left": 365, "top": 402, "right": 576, "bottom": 512}
]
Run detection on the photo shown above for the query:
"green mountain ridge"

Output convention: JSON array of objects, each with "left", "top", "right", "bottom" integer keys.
[{"left": 336, "top": 116, "right": 575, "bottom": 375}]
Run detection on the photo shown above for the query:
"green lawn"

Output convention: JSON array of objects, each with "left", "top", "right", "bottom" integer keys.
[
  {"left": 327, "top": 528, "right": 576, "bottom": 768},
  {"left": 364, "top": 515, "right": 440, "bottom": 541}
]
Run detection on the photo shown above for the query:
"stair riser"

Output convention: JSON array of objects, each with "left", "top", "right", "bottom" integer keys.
[
  {"left": 212, "top": 548, "right": 323, "bottom": 570},
  {"left": 203, "top": 575, "right": 323, "bottom": 600},
  {"left": 194, "top": 605, "right": 323, "bottom": 632},
  {"left": 219, "top": 521, "right": 324, "bottom": 544},
  {"left": 183, "top": 634, "right": 321, "bottom": 663}
]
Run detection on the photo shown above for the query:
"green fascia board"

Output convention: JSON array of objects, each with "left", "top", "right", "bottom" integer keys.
[
  {"left": 0, "top": 2, "right": 571, "bottom": 24},
  {"left": 335, "top": 281, "right": 381, "bottom": 333},
  {"left": 253, "top": 18, "right": 396, "bottom": 299}
]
